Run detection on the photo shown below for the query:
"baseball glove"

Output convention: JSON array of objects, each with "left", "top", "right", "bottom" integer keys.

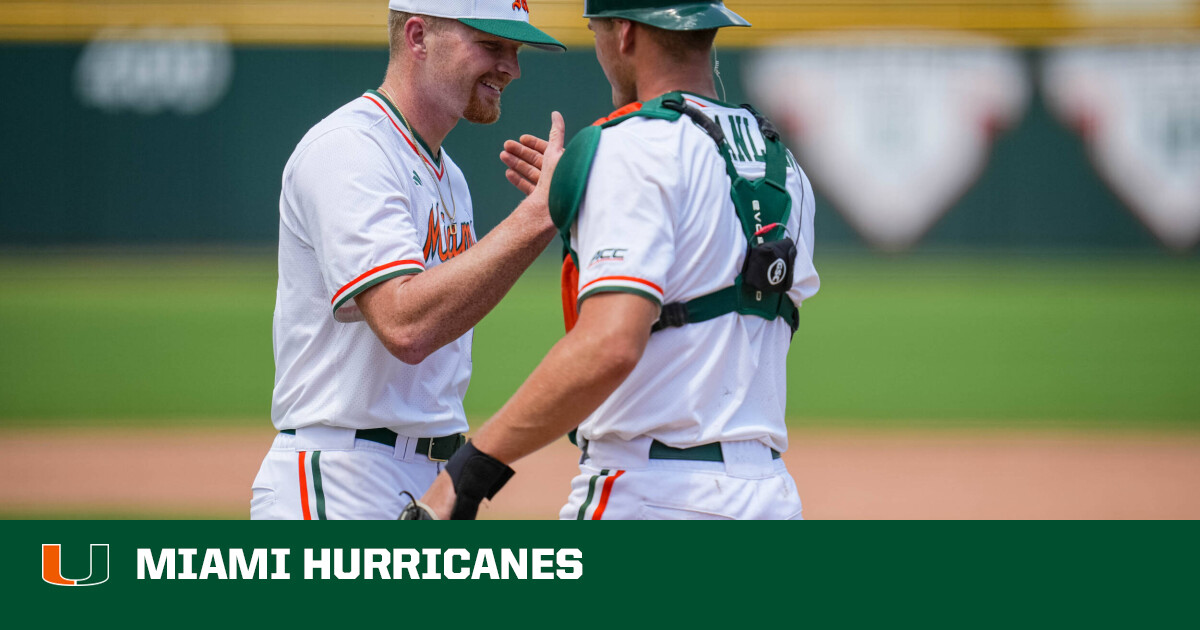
[
  {"left": 396, "top": 442, "right": 515, "bottom": 520},
  {"left": 397, "top": 491, "right": 438, "bottom": 520}
]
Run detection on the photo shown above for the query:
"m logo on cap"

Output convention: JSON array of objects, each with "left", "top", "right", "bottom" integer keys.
[{"left": 387, "top": 0, "right": 564, "bottom": 51}]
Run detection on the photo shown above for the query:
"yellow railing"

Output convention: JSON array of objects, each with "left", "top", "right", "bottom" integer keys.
[{"left": 1, "top": 1, "right": 1198, "bottom": 47}]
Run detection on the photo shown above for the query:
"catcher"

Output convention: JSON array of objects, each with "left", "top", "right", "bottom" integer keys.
[{"left": 406, "top": 0, "right": 819, "bottom": 521}]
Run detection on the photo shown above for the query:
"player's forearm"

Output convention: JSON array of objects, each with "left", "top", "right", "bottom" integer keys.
[
  {"left": 404, "top": 197, "right": 555, "bottom": 331},
  {"left": 361, "top": 113, "right": 566, "bottom": 364},
  {"left": 360, "top": 197, "right": 556, "bottom": 363},
  {"left": 471, "top": 294, "right": 658, "bottom": 464},
  {"left": 472, "top": 330, "right": 638, "bottom": 465}
]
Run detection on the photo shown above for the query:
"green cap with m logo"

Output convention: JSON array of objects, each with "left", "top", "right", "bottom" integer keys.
[{"left": 583, "top": 1, "right": 750, "bottom": 30}]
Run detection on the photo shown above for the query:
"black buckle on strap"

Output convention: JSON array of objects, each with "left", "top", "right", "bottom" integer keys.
[{"left": 651, "top": 302, "right": 689, "bottom": 332}]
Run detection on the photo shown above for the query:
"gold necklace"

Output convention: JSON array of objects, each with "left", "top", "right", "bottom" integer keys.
[{"left": 377, "top": 86, "right": 459, "bottom": 229}]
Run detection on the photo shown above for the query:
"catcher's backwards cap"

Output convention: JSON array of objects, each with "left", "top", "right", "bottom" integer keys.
[
  {"left": 388, "top": 0, "right": 566, "bottom": 51},
  {"left": 583, "top": 0, "right": 750, "bottom": 31}
]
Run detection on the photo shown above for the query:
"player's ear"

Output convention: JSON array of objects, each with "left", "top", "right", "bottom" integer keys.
[
  {"left": 405, "top": 16, "right": 430, "bottom": 59},
  {"left": 616, "top": 19, "right": 636, "bottom": 55}
]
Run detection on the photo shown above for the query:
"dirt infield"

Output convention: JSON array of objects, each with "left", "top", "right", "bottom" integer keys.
[{"left": 2, "top": 426, "right": 1198, "bottom": 519}]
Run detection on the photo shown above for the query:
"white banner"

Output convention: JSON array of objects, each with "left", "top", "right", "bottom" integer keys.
[
  {"left": 1043, "top": 45, "right": 1200, "bottom": 250},
  {"left": 746, "top": 35, "right": 1028, "bottom": 250},
  {"left": 75, "top": 27, "right": 233, "bottom": 116}
]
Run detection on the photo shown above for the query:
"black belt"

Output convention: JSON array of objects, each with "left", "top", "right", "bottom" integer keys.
[
  {"left": 575, "top": 438, "right": 780, "bottom": 462},
  {"left": 649, "top": 440, "right": 782, "bottom": 462},
  {"left": 280, "top": 428, "right": 466, "bottom": 462}
]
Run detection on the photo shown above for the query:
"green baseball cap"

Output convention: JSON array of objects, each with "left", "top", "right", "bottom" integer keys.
[
  {"left": 388, "top": 1, "right": 565, "bottom": 51},
  {"left": 583, "top": 0, "right": 750, "bottom": 31}
]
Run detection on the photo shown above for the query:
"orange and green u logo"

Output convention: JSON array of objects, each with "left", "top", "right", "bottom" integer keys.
[{"left": 42, "top": 543, "right": 110, "bottom": 586}]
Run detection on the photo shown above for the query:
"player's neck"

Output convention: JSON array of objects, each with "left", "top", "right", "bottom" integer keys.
[
  {"left": 635, "top": 63, "right": 718, "bottom": 104},
  {"left": 378, "top": 77, "right": 454, "bottom": 157}
]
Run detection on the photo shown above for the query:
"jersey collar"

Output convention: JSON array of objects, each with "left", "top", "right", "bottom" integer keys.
[
  {"left": 677, "top": 91, "right": 740, "bottom": 110},
  {"left": 363, "top": 90, "right": 445, "bottom": 178}
]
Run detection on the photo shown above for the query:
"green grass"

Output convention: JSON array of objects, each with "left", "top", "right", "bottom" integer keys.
[
  {"left": 0, "top": 254, "right": 276, "bottom": 425},
  {"left": 789, "top": 255, "right": 1200, "bottom": 427},
  {"left": 1, "top": 252, "right": 1197, "bottom": 429}
]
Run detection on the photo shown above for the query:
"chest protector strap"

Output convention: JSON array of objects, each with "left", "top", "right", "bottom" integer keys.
[
  {"left": 548, "top": 92, "right": 799, "bottom": 335},
  {"left": 653, "top": 95, "right": 798, "bottom": 333}
]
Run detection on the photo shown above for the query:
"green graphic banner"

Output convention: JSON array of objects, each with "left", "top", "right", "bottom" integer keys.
[{"left": 3, "top": 521, "right": 1195, "bottom": 625}]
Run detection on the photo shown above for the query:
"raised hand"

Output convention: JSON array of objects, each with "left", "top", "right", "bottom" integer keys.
[
  {"left": 500, "top": 111, "right": 565, "bottom": 197},
  {"left": 501, "top": 135, "right": 545, "bottom": 195}
]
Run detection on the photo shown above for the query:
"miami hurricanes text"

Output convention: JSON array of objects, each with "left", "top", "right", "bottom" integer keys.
[{"left": 135, "top": 548, "right": 583, "bottom": 580}]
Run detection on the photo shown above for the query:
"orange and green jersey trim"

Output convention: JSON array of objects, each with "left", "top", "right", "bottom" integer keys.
[
  {"left": 331, "top": 259, "right": 424, "bottom": 314},
  {"left": 679, "top": 90, "right": 742, "bottom": 109},
  {"left": 592, "top": 101, "right": 643, "bottom": 126},
  {"left": 578, "top": 275, "right": 664, "bottom": 306},
  {"left": 362, "top": 90, "right": 445, "bottom": 180},
  {"left": 589, "top": 93, "right": 719, "bottom": 127}
]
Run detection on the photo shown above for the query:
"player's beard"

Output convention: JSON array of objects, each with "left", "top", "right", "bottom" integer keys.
[
  {"left": 462, "top": 71, "right": 509, "bottom": 124},
  {"left": 463, "top": 89, "right": 501, "bottom": 124}
]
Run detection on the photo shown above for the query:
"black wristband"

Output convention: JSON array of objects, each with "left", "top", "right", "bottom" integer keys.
[{"left": 444, "top": 441, "right": 515, "bottom": 520}]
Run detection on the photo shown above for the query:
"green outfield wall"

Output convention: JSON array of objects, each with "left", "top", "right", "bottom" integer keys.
[{"left": 0, "top": 44, "right": 1165, "bottom": 250}]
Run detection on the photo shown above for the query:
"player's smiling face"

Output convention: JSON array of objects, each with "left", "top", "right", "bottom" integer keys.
[{"left": 429, "top": 22, "right": 522, "bottom": 125}]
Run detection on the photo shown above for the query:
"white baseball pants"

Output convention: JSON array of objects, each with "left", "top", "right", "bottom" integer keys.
[
  {"left": 250, "top": 427, "right": 442, "bottom": 520},
  {"left": 559, "top": 438, "right": 804, "bottom": 520}
]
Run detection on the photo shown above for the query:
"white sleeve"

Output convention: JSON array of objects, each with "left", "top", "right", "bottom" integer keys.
[
  {"left": 574, "top": 126, "right": 679, "bottom": 307},
  {"left": 787, "top": 155, "right": 820, "bottom": 306},
  {"left": 285, "top": 128, "right": 425, "bottom": 322}
]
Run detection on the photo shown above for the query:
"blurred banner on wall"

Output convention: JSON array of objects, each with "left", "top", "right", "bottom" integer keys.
[
  {"left": 1044, "top": 44, "right": 1200, "bottom": 250},
  {"left": 73, "top": 26, "right": 233, "bottom": 116},
  {"left": 747, "top": 35, "right": 1029, "bottom": 251},
  {"left": 1, "top": 0, "right": 1198, "bottom": 251}
]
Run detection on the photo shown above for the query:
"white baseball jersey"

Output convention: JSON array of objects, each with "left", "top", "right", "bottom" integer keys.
[
  {"left": 271, "top": 90, "right": 477, "bottom": 437},
  {"left": 571, "top": 93, "right": 819, "bottom": 453}
]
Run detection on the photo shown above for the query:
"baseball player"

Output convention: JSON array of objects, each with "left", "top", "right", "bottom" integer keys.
[
  {"left": 250, "top": 1, "right": 565, "bottom": 520},
  {"left": 413, "top": 0, "right": 819, "bottom": 520}
]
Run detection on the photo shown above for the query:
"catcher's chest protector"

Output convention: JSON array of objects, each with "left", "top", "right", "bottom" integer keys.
[{"left": 550, "top": 92, "right": 800, "bottom": 334}]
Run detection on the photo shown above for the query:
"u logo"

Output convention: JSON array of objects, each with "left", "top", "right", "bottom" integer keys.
[{"left": 42, "top": 543, "right": 110, "bottom": 586}]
